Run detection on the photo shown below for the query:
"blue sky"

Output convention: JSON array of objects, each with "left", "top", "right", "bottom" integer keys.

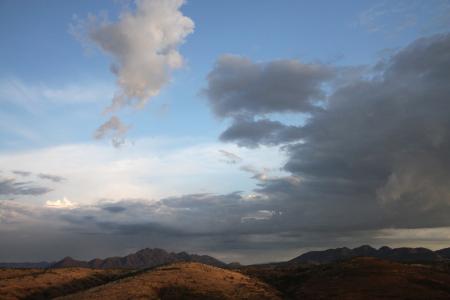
[
  {"left": 1, "top": 0, "right": 450, "bottom": 263},
  {"left": 2, "top": 0, "right": 447, "bottom": 149}
]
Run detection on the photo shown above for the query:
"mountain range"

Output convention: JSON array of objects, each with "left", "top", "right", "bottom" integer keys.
[
  {"left": 51, "top": 248, "right": 227, "bottom": 269},
  {"left": 289, "top": 245, "right": 450, "bottom": 264},
  {"left": 1, "top": 245, "right": 449, "bottom": 269}
]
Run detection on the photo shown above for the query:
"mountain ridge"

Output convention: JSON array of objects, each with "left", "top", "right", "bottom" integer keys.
[
  {"left": 289, "top": 245, "right": 450, "bottom": 264},
  {"left": 1, "top": 245, "right": 449, "bottom": 269},
  {"left": 51, "top": 248, "right": 227, "bottom": 269}
]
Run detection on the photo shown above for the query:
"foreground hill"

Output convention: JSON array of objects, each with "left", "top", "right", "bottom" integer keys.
[
  {"left": 243, "top": 257, "right": 450, "bottom": 300},
  {"left": 52, "top": 248, "right": 227, "bottom": 269},
  {"left": 58, "top": 262, "right": 281, "bottom": 300},
  {"left": 0, "top": 268, "right": 128, "bottom": 300}
]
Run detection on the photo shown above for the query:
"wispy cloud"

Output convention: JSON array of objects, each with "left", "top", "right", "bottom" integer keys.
[
  {"left": 12, "top": 170, "right": 31, "bottom": 177},
  {"left": 38, "top": 173, "right": 66, "bottom": 183},
  {"left": 0, "top": 138, "right": 285, "bottom": 204},
  {"left": 0, "top": 77, "right": 113, "bottom": 110},
  {"left": 219, "top": 149, "right": 242, "bottom": 164},
  {"left": 0, "top": 177, "right": 52, "bottom": 196},
  {"left": 357, "top": 0, "right": 450, "bottom": 36},
  {"left": 93, "top": 116, "right": 130, "bottom": 148}
]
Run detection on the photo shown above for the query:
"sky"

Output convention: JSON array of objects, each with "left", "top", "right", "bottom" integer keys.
[{"left": 1, "top": 0, "right": 450, "bottom": 264}]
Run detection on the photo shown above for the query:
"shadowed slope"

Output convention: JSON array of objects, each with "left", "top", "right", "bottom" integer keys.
[{"left": 244, "top": 257, "right": 450, "bottom": 300}]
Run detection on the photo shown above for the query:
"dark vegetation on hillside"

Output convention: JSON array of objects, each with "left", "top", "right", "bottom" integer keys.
[{"left": 242, "top": 257, "right": 450, "bottom": 300}]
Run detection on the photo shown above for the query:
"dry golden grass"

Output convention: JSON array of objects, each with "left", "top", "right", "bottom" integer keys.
[
  {"left": 58, "top": 262, "right": 281, "bottom": 300},
  {"left": 0, "top": 268, "right": 128, "bottom": 300}
]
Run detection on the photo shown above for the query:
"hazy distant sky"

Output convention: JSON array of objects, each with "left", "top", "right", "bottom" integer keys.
[{"left": 1, "top": 0, "right": 450, "bottom": 264}]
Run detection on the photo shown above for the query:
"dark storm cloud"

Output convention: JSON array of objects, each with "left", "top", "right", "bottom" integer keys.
[
  {"left": 38, "top": 173, "right": 66, "bottom": 183},
  {"left": 281, "top": 33, "right": 450, "bottom": 227},
  {"left": 203, "top": 54, "right": 334, "bottom": 118},
  {"left": 232, "top": 33, "right": 449, "bottom": 235},
  {"left": 220, "top": 117, "right": 303, "bottom": 147},
  {"left": 0, "top": 177, "right": 52, "bottom": 196},
  {"left": 202, "top": 32, "right": 450, "bottom": 236},
  {"left": 95, "top": 221, "right": 187, "bottom": 237}
]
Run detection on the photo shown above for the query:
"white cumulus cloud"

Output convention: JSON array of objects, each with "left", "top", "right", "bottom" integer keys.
[{"left": 72, "top": 0, "right": 195, "bottom": 144}]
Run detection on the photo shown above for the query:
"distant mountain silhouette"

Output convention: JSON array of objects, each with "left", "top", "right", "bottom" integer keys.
[
  {"left": 289, "top": 245, "right": 449, "bottom": 264},
  {"left": 52, "top": 248, "right": 227, "bottom": 269},
  {"left": 0, "top": 261, "right": 53, "bottom": 268},
  {"left": 52, "top": 256, "right": 89, "bottom": 268},
  {"left": 2, "top": 245, "right": 449, "bottom": 269},
  {"left": 436, "top": 247, "right": 450, "bottom": 260}
]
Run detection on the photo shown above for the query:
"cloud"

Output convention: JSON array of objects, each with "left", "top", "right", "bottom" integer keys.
[
  {"left": 93, "top": 116, "right": 130, "bottom": 148},
  {"left": 206, "top": 33, "right": 450, "bottom": 231},
  {"left": 0, "top": 77, "right": 113, "bottom": 110},
  {"left": 220, "top": 117, "right": 303, "bottom": 147},
  {"left": 185, "top": 32, "right": 450, "bottom": 254},
  {"left": 0, "top": 177, "right": 52, "bottom": 196},
  {"left": 12, "top": 170, "right": 31, "bottom": 177},
  {"left": 4, "top": 32, "right": 450, "bottom": 263},
  {"left": 203, "top": 55, "right": 332, "bottom": 149},
  {"left": 38, "top": 173, "right": 66, "bottom": 183},
  {"left": 0, "top": 137, "right": 284, "bottom": 204},
  {"left": 218, "top": 149, "right": 242, "bottom": 164},
  {"left": 73, "top": 0, "right": 194, "bottom": 145},
  {"left": 204, "top": 54, "right": 334, "bottom": 118},
  {"left": 46, "top": 197, "right": 77, "bottom": 209},
  {"left": 251, "top": 33, "right": 450, "bottom": 232},
  {"left": 101, "top": 205, "right": 127, "bottom": 213},
  {"left": 1, "top": 187, "right": 449, "bottom": 264},
  {"left": 357, "top": 0, "right": 450, "bottom": 36}
]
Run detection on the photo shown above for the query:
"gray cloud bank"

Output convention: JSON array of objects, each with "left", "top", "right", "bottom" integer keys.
[{"left": 204, "top": 33, "right": 450, "bottom": 232}]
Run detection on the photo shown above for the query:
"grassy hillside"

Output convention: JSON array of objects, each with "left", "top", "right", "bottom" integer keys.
[
  {"left": 0, "top": 268, "right": 128, "bottom": 300},
  {"left": 58, "top": 262, "right": 280, "bottom": 300}
]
